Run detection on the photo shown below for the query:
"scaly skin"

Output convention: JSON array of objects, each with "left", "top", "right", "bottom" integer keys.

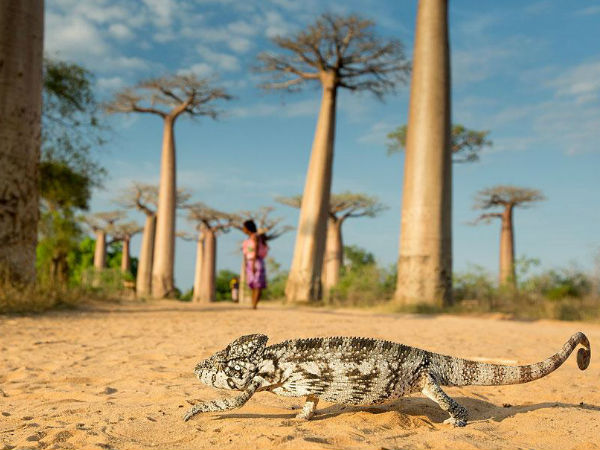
[{"left": 184, "top": 332, "right": 591, "bottom": 426}]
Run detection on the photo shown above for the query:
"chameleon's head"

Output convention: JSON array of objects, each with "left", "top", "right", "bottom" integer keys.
[{"left": 194, "top": 334, "right": 268, "bottom": 390}]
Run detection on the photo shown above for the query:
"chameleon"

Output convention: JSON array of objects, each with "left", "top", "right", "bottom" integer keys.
[{"left": 183, "top": 332, "right": 591, "bottom": 426}]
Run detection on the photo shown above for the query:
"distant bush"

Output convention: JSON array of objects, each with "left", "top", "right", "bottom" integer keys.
[{"left": 326, "top": 246, "right": 395, "bottom": 307}]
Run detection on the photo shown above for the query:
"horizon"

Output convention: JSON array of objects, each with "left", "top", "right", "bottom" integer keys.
[{"left": 45, "top": 0, "right": 600, "bottom": 291}]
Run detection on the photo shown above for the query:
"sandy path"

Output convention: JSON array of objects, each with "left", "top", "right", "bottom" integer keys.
[{"left": 1, "top": 301, "right": 599, "bottom": 450}]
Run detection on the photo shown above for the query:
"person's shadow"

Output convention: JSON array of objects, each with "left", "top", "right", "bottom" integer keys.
[{"left": 217, "top": 396, "right": 600, "bottom": 426}]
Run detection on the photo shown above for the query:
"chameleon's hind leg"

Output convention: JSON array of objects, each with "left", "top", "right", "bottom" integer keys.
[
  {"left": 420, "top": 374, "right": 468, "bottom": 427},
  {"left": 296, "top": 395, "right": 319, "bottom": 420}
]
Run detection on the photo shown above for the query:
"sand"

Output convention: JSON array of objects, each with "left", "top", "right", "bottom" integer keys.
[{"left": 1, "top": 300, "right": 599, "bottom": 450}]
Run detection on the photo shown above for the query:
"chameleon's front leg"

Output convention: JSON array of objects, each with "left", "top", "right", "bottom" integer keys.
[
  {"left": 296, "top": 395, "right": 319, "bottom": 420},
  {"left": 420, "top": 373, "right": 468, "bottom": 427},
  {"left": 183, "top": 379, "right": 261, "bottom": 421}
]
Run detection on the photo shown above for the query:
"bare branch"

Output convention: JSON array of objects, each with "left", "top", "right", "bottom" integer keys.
[
  {"left": 185, "top": 202, "right": 236, "bottom": 233},
  {"left": 278, "top": 192, "right": 387, "bottom": 222},
  {"left": 473, "top": 185, "right": 546, "bottom": 211},
  {"left": 103, "top": 74, "right": 232, "bottom": 120},
  {"left": 255, "top": 12, "right": 410, "bottom": 97}
]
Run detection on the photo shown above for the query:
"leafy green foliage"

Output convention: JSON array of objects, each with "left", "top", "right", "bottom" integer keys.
[
  {"left": 42, "top": 57, "right": 107, "bottom": 187},
  {"left": 386, "top": 123, "right": 491, "bottom": 163},
  {"left": 327, "top": 245, "right": 395, "bottom": 306}
]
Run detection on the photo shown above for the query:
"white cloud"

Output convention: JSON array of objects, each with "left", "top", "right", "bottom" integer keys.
[
  {"left": 97, "top": 76, "right": 126, "bottom": 91},
  {"left": 196, "top": 45, "right": 240, "bottom": 72},
  {"left": 108, "top": 23, "right": 134, "bottom": 40},
  {"left": 178, "top": 63, "right": 212, "bottom": 77},
  {"left": 45, "top": 12, "right": 109, "bottom": 59},
  {"left": 546, "top": 60, "right": 600, "bottom": 104},
  {"left": 574, "top": 5, "right": 600, "bottom": 16}
]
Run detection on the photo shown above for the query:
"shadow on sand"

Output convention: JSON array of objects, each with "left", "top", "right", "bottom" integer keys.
[{"left": 216, "top": 396, "right": 600, "bottom": 427}]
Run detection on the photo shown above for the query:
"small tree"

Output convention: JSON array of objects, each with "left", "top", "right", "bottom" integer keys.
[
  {"left": 257, "top": 12, "right": 409, "bottom": 302},
  {"left": 278, "top": 192, "right": 386, "bottom": 292},
  {"left": 234, "top": 206, "right": 293, "bottom": 304},
  {"left": 186, "top": 203, "right": 236, "bottom": 303},
  {"left": 105, "top": 75, "right": 231, "bottom": 298},
  {"left": 81, "top": 211, "right": 125, "bottom": 285},
  {"left": 117, "top": 183, "right": 190, "bottom": 297},
  {"left": 387, "top": 124, "right": 491, "bottom": 163},
  {"left": 473, "top": 185, "right": 545, "bottom": 288},
  {"left": 109, "top": 221, "right": 142, "bottom": 275}
]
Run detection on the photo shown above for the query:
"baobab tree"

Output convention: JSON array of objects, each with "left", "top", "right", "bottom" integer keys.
[
  {"left": 278, "top": 192, "right": 386, "bottom": 292},
  {"left": 109, "top": 221, "right": 142, "bottom": 275},
  {"left": 396, "top": 0, "right": 452, "bottom": 307},
  {"left": 105, "top": 75, "right": 231, "bottom": 298},
  {"left": 81, "top": 211, "right": 125, "bottom": 285},
  {"left": 257, "top": 13, "right": 410, "bottom": 302},
  {"left": 387, "top": 124, "right": 491, "bottom": 163},
  {"left": 186, "top": 203, "right": 236, "bottom": 303},
  {"left": 117, "top": 183, "right": 190, "bottom": 297},
  {"left": 0, "top": 1, "right": 44, "bottom": 284},
  {"left": 234, "top": 206, "right": 293, "bottom": 304},
  {"left": 473, "top": 185, "right": 545, "bottom": 288}
]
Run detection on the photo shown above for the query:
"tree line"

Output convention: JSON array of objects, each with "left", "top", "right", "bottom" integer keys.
[{"left": 1, "top": 2, "right": 547, "bottom": 308}]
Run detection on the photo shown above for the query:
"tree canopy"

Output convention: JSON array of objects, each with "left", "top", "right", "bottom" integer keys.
[
  {"left": 256, "top": 12, "right": 410, "bottom": 97},
  {"left": 277, "top": 192, "right": 387, "bottom": 221},
  {"left": 42, "top": 57, "right": 107, "bottom": 187},
  {"left": 387, "top": 124, "right": 492, "bottom": 163},
  {"left": 104, "top": 75, "right": 232, "bottom": 119},
  {"left": 473, "top": 185, "right": 545, "bottom": 222}
]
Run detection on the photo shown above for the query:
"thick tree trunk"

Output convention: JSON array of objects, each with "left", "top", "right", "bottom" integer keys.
[
  {"left": 192, "top": 231, "right": 204, "bottom": 303},
  {"left": 322, "top": 217, "right": 343, "bottom": 293},
  {"left": 395, "top": 0, "right": 453, "bottom": 307},
  {"left": 239, "top": 254, "right": 251, "bottom": 305},
  {"left": 499, "top": 204, "right": 516, "bottom": 288},
  {"left": 198, "top": 229, "right": 216, "bottom": 303},
  {"left": 152, "top": 117, "right": 177, "bottom": 298},
  {"left": 121, "top": 237, "right": 131, "bottom": 273},
  {"left": 93, "top": 230, "right": 106, "bottom": 270},
  {"left": 0, "top": 1, "right": 43, "bottom": 284},
  {"left": 136, "top": 214, "right": 155, "bottom": 297},
  {"left": 285, "top": 78, "right": 337, "bottom": 302}
]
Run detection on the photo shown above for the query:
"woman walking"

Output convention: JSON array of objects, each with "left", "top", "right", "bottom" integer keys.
[{"left": 242, "top": 220, "right": 268, "bottom": 309}]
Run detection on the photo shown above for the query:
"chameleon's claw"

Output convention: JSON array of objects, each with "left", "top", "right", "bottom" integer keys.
[{"left": 443, "top": 417, "right": 467, "bottom": 427}]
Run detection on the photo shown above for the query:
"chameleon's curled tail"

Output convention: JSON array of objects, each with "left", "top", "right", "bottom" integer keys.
[{"left": 434, "top": 332, "right": 591, "bottom": 387}]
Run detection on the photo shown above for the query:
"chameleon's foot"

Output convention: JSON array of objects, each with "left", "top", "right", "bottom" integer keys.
[
  {"left": 183, "top": 410, "right": 195, "bottom": 421},
  {"left": 296, "top": 395, "right": 319, "bottom": 420},
  {"left": 443, "top": 417, "right": 467, "bottom": 427}
]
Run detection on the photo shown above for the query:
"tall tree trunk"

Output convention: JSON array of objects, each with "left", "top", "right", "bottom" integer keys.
[
  {"left": 192, "top": 231, "right": 204, "bottom": 303},
  {"left": 0, "top": 1, "right": 43, "bottom": 284},
  {"left": 93, "top": 230, "right": 106, "bottom": 270},
  {"left": 152, "top": 116, "right": 177, "bottom": 298},
  {"left": 395, "top": 0, "right": 452, "bottom": 307},
  {"left": 285, "top": 78, "right": 337, "bottom": 302},
  {"left": 322, "top": 217, "right": 343, "bottom": 293},
  {"left": 121, "top": 237, "right": 131, "bottom": 273},
  {"left": 92, "top": 230, "right": 106, "bottom": 287},
  {"left": 198, "top": 229, "right": 216, "bottom": 303},
  {"left": 499, "top": 204, "right": 516, "bottom": 288},
  {"left": 136, "top": 214, "right": 155, "bottom": 297}
]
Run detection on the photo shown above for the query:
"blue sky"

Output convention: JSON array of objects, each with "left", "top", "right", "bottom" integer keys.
[{"left": 45, "top": 0, "right": 600, "bottom": 290}]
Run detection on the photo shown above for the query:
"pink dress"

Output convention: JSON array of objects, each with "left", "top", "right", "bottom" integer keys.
[{"left": 243, "top": 235, "right": 268, "bottom": 289}]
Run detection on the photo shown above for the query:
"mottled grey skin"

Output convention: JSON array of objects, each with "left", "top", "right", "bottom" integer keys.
[{"left": 183, "top": 332, "right": 591, "bottom": 426}]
